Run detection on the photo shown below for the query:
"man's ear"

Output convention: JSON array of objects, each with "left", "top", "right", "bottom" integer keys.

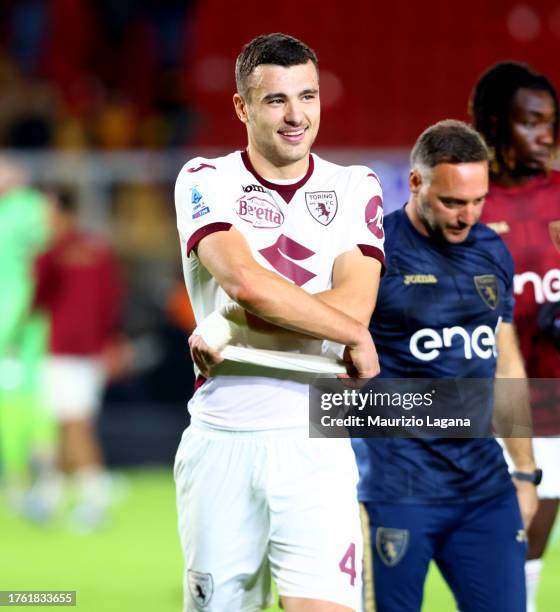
[
  {"left": 409, "top": 169, "right": 423, "bottom": 194},
  {"left": 233, "top": 93, "right": 249, "bottom": 124}
]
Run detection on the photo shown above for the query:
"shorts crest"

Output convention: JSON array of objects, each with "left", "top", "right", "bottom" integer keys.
[
  {"left": 376, "top": 527, "right": 409, "bottom": 566},
  {"left": 188, "top": 570, "right": 214, "bottom": 607}
]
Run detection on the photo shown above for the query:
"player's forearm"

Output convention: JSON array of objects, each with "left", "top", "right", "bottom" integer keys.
[
  {"left": 196, "top": 228, "right": 371, "bottom": 348},
  {"left": 493, "top": 322, "right": 533, "bottom": 436},
  {"left": 314, "top": 289, "right": 377, "bottom": 327},
  {"left": 314, "top": 249, "right": 382, "bottom": 325},
  {"left": 232, "top": 265, "right": 369, "bottom": 347},
  {"left": 492, "top": 375, "right": 533, "bottom": 438},
  {"left": 493, "top": 368, "right": 535, "bottom": 470},
  {"left": 501, "top": 437, "right": 536, "bottom": 472}
]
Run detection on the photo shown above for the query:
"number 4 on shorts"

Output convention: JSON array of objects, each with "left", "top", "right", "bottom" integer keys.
[{"left": 339, "top": 542, "right": 356, "bottom": 585}]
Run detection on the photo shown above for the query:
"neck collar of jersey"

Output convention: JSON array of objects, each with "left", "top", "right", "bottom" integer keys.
[
  {"left": 489, "top": 172, "right": 552, "bottom": 196},
  {"left": 241, "top": 150, "right": 314, "bottom": 203}
]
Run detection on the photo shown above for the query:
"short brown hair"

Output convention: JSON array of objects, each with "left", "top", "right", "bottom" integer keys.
[
  {"left": 235, "top": 33, "right": 318, "bottom": 98},
  {"left": 411, "top": 119, "right": 489, "bottom": 180}
]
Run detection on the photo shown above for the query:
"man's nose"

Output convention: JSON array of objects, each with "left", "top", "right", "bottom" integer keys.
[
  {"left": 537, "top": 123, "right": 554, "bottom": 146},
  {"left": 459, "top": 204, "right": 478, "bottom": 226},
  {"left": 284, "top": 101, "right": 304, "bottom": 124}
]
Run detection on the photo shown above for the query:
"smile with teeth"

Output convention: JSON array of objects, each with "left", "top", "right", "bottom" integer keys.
[{"left": 279, "top": 128, "right": 306, "bottom": 142}]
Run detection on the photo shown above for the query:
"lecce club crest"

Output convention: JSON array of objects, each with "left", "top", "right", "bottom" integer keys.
[
  {"left": 376, "top": 527, "right": 409, "bottom": 567},
  {"left": 305, "top": 191, "right": 338, "bottom": 226},
  {"left": 474, "top": 274, "right": 499, "bottom": 310}
]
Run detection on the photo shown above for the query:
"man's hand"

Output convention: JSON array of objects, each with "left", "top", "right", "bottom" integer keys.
[
  {"left": 188, "top": 334, "right": 224, "bottom": 377},
  {"left": 513, "top": 479, "right": 539, "bottom": 530},
  {"left": 340, "top": 329, "right": 380, "bottom": 379}
]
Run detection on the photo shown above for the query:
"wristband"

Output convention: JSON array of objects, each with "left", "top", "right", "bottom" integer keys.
[
  {"left": 512, "top": 469, "right": 543, "bottom": 485},
  {"left": 193, "top": 310, "right": 237, "bottom": 351}
]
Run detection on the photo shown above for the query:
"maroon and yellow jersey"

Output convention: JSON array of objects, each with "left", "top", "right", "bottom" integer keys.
[{"left": 481, "top": 171, "right": 560, "bottom": 434}]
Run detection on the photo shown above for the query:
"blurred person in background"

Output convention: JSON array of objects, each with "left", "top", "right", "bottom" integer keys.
[
  {"left": 32, "top": 188, "right": 126, "bottom": 530},
  {"left": 471, "top": 61, "right": 560, "bottom": 612},
  {"left": 0, "top": 158, "right": 52, "bottom": 507}
]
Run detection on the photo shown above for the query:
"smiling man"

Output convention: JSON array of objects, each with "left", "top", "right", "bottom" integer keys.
[
  {"left": 353, "top": 120, "right": 537, "bottom": 612},
  {"left": 173, "top": 33, "right": 385, "bottom": 611}
]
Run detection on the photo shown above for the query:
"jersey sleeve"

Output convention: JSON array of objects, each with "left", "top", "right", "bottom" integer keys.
[
  {"left": 498, "top": 242, "right": 515, "bottom": 323},
  {"left": 343, "top": 167, "right": 385, "bottom": 269},
  {"left": 174, "top": 158, "right": 234, "bottom": 256}
]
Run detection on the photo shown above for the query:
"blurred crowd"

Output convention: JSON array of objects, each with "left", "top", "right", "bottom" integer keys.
[{"left": 0, "top": 0, "right": 197, "bottom": 150}]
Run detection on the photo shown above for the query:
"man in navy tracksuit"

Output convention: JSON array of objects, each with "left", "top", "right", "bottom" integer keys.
[{"left": 353, "top": 120, "right": 540, "bottom": 612}]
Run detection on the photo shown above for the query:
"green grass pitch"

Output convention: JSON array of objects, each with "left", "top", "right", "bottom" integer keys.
[{"left": 1, "top": 469, "right": 558, "bottom": 611}]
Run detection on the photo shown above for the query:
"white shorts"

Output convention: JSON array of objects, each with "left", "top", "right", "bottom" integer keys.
[
  {"left": 500, "top": 437, "right": 560, "bottom": 499},
  {"left": 174, "top": 425, "right": 363, "bottom": 611},
  {"left": 42, "top": 356, "right": 104, "bottom": 422}
]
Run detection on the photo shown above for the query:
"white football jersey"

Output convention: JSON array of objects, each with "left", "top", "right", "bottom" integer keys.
[{"left": 175, "top": 150, "right": 384, "bottom": 430}]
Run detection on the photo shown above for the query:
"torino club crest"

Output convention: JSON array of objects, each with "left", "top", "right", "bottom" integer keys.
[
  {"left": 187, "top": 570, "right": 213, "bottom": 607},
  {"left": 305, "top": 191, "right": 338, "bottom": 226}
]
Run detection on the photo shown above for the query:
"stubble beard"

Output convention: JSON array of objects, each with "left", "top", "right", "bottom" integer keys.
[
  {"left": 265, "top": 133, "right": 312, "bottom": 169},
  {"left": 418, "top": 196, "right": 445, "bottom": 243}
]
